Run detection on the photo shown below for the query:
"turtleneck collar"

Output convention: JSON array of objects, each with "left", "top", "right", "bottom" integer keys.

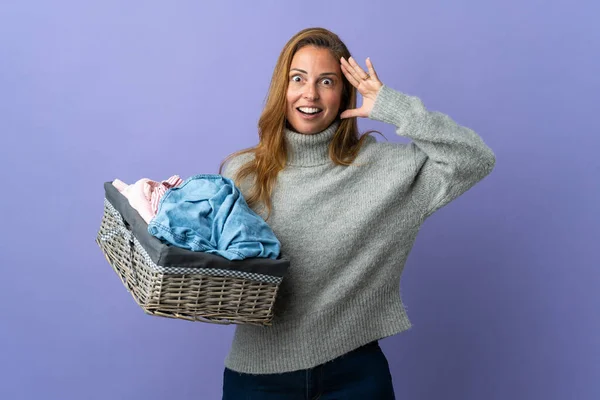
[{"left": 284, "top": 120, "right": 340, "bottom": 167}]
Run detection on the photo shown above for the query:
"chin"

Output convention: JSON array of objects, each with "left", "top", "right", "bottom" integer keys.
[{"left": 288, "top": 117, "right": 335, "bottom": 135}]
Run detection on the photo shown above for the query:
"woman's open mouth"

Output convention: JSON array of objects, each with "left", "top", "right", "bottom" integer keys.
[{"left": 297, "top": 107, "right": 323, "bottom": 119}]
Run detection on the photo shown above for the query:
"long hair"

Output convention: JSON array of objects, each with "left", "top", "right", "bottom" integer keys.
[{"left": 219, "top": 27, "right": 377, "bottom": 220}]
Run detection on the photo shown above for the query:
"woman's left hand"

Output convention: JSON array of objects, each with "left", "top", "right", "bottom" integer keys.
[{"left": 340, "top": 56, "right": 384, "bottom": 119}]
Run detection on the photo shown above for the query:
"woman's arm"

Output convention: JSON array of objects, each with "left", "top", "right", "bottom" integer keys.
[{"left": 369, "top": 84, "right": 496, "bottom": 218}]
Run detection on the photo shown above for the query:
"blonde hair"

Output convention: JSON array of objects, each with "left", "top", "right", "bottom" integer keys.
[{"left": 219, "top": 27, "right": 377, "bottom": 220}]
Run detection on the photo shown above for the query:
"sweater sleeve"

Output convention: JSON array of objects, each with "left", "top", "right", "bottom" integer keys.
[
  {"left": 221, "top": 152, "right": 256, "bottom": 194},
  {"left": 369, "top": 85, "right": 496, "bottom": 218}
]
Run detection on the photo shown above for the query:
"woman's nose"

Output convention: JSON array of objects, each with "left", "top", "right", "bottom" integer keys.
[{"left": 303, "top": 83, "right": 319, "bottom": 100}]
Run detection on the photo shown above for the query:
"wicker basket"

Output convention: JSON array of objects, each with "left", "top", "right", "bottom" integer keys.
[{"left": 96, "top": 182, "right": 289, "bottom": 326}]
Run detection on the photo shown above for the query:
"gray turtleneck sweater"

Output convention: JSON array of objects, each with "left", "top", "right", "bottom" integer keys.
[{"left": 222, "top": 85, "right": 496, "bottom": 374}]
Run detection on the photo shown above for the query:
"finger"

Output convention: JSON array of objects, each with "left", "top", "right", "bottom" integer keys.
[
  {"left": 341, "top": 57, "right": 363, "bottom": 84},
  {"left": 340, "top": 62, "right": 361, "bottom": 88},
  {"left": 341, "top": 57, "right": 361, "bottom": 83},
  {"left": 340, "top": 108, "right": 361, "bottom": 119},
  {"left": 348, "top": 56, "right": 369, "bottom": 80},
  {"left": 365, "top": 57, "right": 379, "bottom": 81}
]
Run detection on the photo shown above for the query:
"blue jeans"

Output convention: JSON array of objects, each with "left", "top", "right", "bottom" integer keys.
[{"left": 222, "top": 341, "right": 396, "bottom": 399}]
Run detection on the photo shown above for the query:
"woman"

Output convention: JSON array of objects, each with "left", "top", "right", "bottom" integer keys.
[{"left": 220, "top": 27, "right": 495, "bottom": 399}]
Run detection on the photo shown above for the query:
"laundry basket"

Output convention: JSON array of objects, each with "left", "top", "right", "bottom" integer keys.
[{"left": 96, "top": 181, "right": 290, "bottom": 326}]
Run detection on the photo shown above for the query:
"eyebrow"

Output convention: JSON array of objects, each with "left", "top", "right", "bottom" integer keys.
[{"left": 290, "top": 68, "right": 338, "bottom": 77}]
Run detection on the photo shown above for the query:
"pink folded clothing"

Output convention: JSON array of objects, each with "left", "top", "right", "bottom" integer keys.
[{"left": 112, "top": 175, "right": 184, "bottom": 223}]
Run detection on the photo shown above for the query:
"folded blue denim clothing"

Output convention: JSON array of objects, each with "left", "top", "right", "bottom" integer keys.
[{"left": 147, "top": 174, "right": 280, "bottom": 260}]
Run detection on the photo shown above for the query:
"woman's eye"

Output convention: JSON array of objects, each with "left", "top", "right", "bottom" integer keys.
[
  {"left": 322, "top": 78, "right": 333, "bottom": 85},
  {"left": 291, "top": 75, "right": 302, "bottom": 82}
]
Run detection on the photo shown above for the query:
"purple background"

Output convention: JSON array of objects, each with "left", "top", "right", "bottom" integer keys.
[{"left": 1, "top": 1, "right": 598, "bottom": 399}]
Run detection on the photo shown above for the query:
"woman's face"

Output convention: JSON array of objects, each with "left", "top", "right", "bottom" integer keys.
[{"left": 286, "top": 46, "right": 343, "bottom": 135}]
